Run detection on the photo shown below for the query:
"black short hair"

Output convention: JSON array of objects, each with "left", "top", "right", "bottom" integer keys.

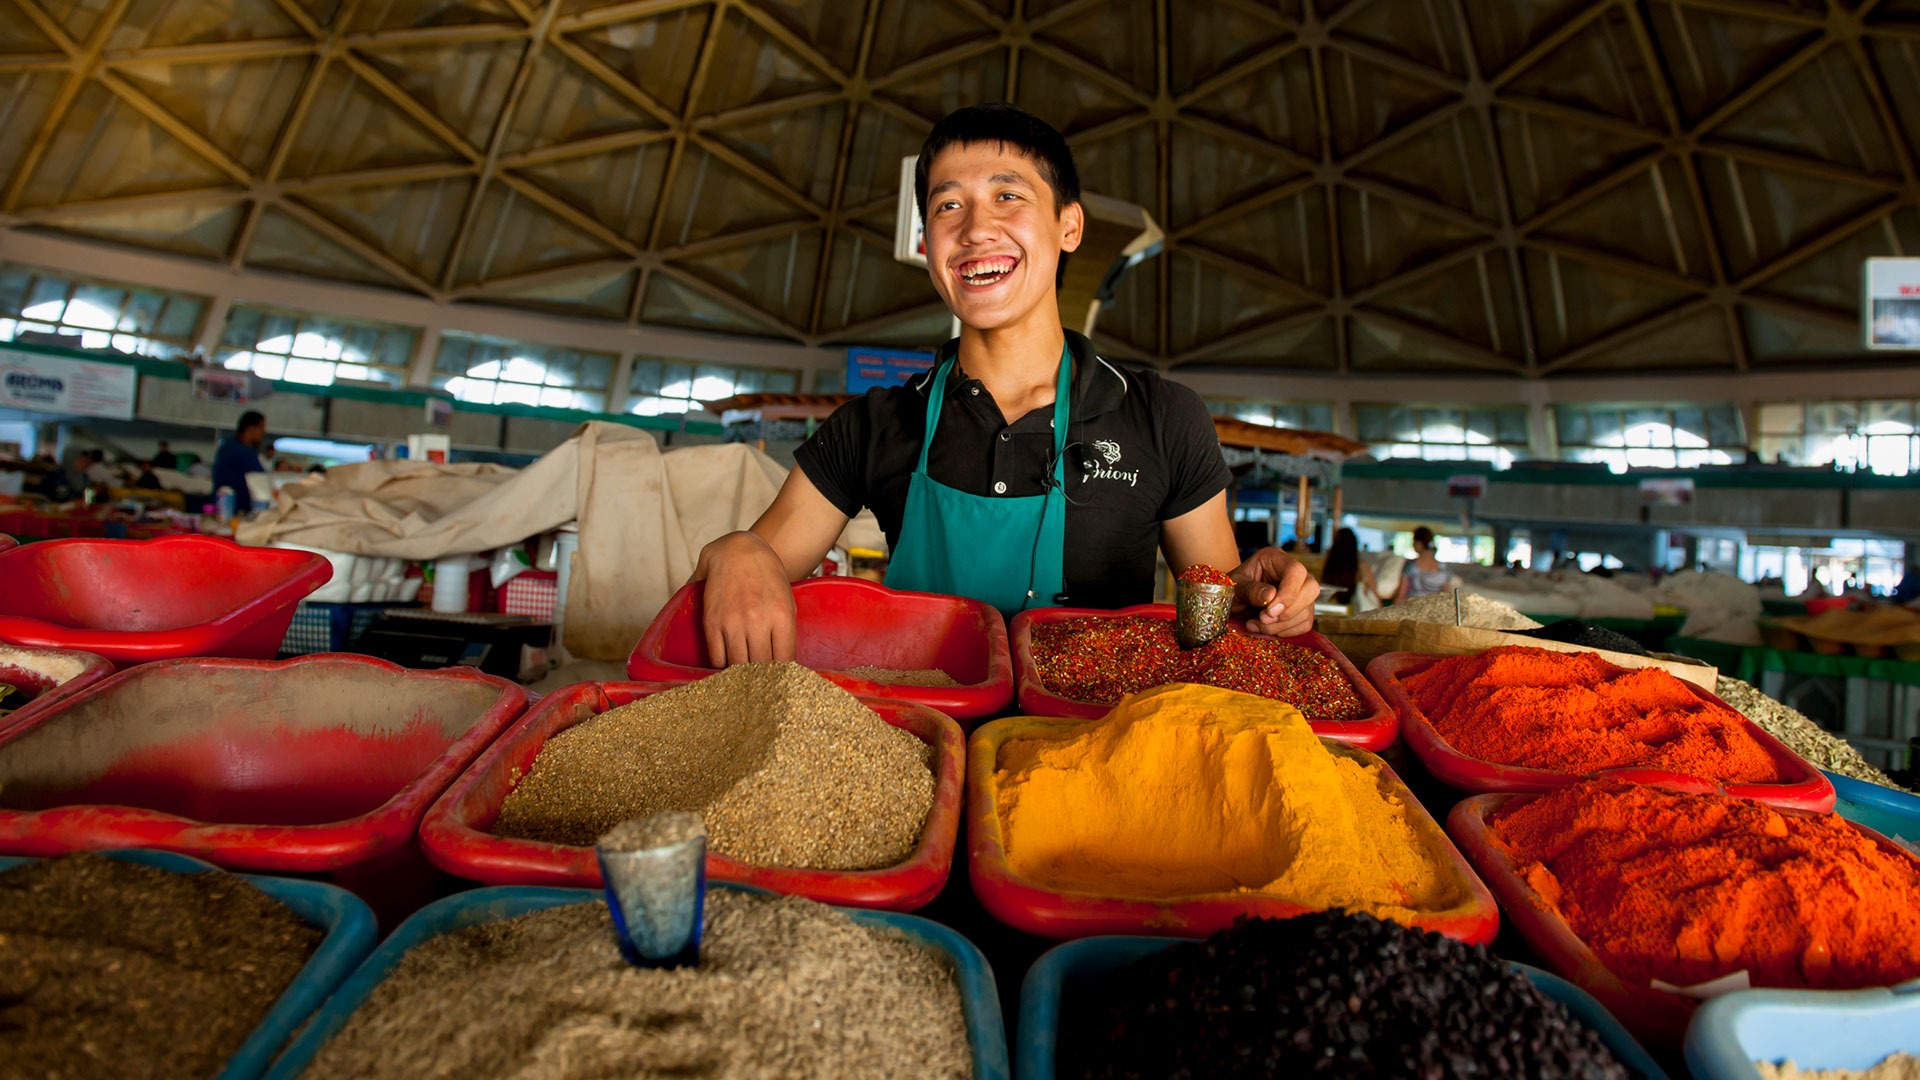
[
  {"left": 1413, "top": 526, "right": 1436, "bottom": 549},
  {"left": 915, "top": 104, "right": 1081, "bottom": 289},
  {"left": 237, "top": 410, "right": 265, "bottom": 437}
]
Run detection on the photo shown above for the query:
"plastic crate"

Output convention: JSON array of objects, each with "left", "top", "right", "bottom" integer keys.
[
  {"left": 418, "top": 680, "right": 966, "bottom": 911},
  {"left": 1018, "top": 936, "right": 1669, "bottom": 1080},
  {"left": 1368, "top": 650, "right": 1836, "bottom": 812},
  {"left": 0, "top": 536, "right": 331, "bottom": 665},
  {"left": 0, "top": 654, "right": 528, "bottom": 925},
  {"left": 261, "top": 884, "right": 1010, "bottom": 1080},
  {"left": 495, "top": 569, "right": 558, "bottom": 620},
  {"left": 1445, "top": 789, "right": 1920, "bottom": 1049},
  {"left": 0, "top": 848, "right": 376, "bottom": 1080},
  {"left": 277, "top": 602, "right": 413, "bottom": 657},
  {"left": 1010, "top": 603, "right": 1398, "bottom": 750},
  {"left": 966, "top": 714, "right": 1499, "bottom": 942},
  {"left": 1829, "top": 771, "right": 1920, "bottom": 849},
  {"left": 629, "top": 578, "right": 1014, "bottom": 721},
  {"left": 1685, "top": 983, "right": 1920, "bottom": 1080}
]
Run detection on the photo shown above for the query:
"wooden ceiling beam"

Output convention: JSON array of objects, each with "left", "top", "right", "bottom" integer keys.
[
  {"left": 1172, "top": 308, "right": 1327, "bottom": 366},
  {"left": 809, "top": 0, "right": 882, "bottom": 336},
  {"left": 438, "top": 2, "right": 555, "bottom": 291},
  {"left": 1354, "top": 308, "right": 1525, "bottom": 373},
  {"left": 499, "top": 128, "right": 673, "bottom": 170},
  {"left": 103, "top": 39, "right": 316, "bottom": 65},
  {"left": 452, "top": 256, "right": 638, "bottom": 299},
  {"left": 661, "top": 218, "right": 815, "bottom": 261},
  {"left": 95, "top": 71, "right": 256, "bottom": 185},
  {"left": 827, "top": 298, "right": 950, "bottom": 343},
  {"left": 1536, "top": 296, "right": 1715, "bottom": 374},
  {"left": 277, "top": 196, "right": 443, "bottom": 298},
  {"left": 653, "top": 262, "right": 809, "bottom": 342},
  {"left": 731, "top": 1, "right": 851, "bottom": 86}
]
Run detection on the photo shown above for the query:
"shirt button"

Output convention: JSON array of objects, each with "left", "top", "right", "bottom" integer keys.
[
  {"left": 969, "top": 386, "right": 979, "bottom": 396},
  {"left": 999, "top": 432, "right": 1011, "bottom": 442},
  {"left": 993, "top": 481, "right": 1007, "bottom": 494}
]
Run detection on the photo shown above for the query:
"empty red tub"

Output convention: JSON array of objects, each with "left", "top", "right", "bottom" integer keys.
[
  {"left": 0, "top": 654, "right": 528, "bottom": 923},
  {"left": 966, "top": 714, "right": 1498, "bottom": 942},
  {"left": 1010, "top": 604, "right": 1397, "bottom": 750},
  {"left": 419, "top": 679, "right": 966, "bottom": 911},
  {"left": 1445, "top": 790, "right": 1920, "bottom": 1048},
  {"left": 1367, "top": 650, "right": 1835, "bottom": 811},
  {"left": 628, "top": 577, "right": 1013, "bottom": 721},
  {"left": 0, "top": 641, "right": 112, "bottom": 731},
  {"left": 0, "top": 535, "right": 331, "bottom": 664}
]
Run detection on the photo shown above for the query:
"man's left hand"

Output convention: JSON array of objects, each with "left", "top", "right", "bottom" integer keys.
[{"left": 1231, "top": 547, "right": 1320, "bottom": 638}]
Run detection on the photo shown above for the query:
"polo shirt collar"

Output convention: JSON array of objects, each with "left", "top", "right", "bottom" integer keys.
[{"left": 915, "top": 329, "right": 1128, "bottom": 422}]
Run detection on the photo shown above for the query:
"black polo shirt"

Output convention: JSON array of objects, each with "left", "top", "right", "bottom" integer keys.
[{"left": 794, "top": 330, "right": 1231, "bottom": 609}]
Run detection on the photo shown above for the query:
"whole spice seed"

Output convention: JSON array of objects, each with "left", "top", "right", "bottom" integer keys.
[
  {"left": 1492, "top": 780, "right": 1920, "bottom": 990},
  {"left": 1061, "top": 911, "right": 1630, "bottom": 1080},
  {"left": 1715, "top": 675, "right": 1910, "bottom": 793},
  {"left": 1031, "top": 615, "right": 1367, "bottom": 721},
  {"left": 1176, "top": 563, "right": 1235, "bottom": 587},
  {"left": 840, "top": 665, "right": 962, "bottom": 687},
  {"left": 303, "top": 890, "right": 972, "bottom": 1080},
  {"left": 1401, "top": 646, "right": 1787, "bottom": 782},
  {"left": 1759, "top": 1055, "right": 1920, "bottom": 1080},
  {"left": 494, "top": 662, "right": 935, "bottom": 871},
  {"left": 1351, "top": 592, "right": 1542, "bottom": 630},
  {"left": 0, "top": 852, "right": 322, "bottom": 1080}
]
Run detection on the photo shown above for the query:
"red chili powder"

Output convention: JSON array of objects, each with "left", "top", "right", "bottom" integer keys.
[
  {"left": 1399, "top": 646, "right": 1784, "bottom": 782},
  {"left": 1491, "top": 779, "right": 1920, "bottom": 990},
  {"left": 1177, "top": 564, "right": 1234, "bottom": 587},
  {"left": 1030, "top": 615, "right": 1366, "bottom": 722}
]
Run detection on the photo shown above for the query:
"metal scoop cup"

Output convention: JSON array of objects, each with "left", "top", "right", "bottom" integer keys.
[
  {"left": 1175, "top": 579, "right": 1236, "bottom": 650},
  {"left": 596, "top": 811, "right": 707, "bottom": 969}
]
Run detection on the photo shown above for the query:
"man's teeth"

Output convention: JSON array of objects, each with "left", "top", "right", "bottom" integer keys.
[{"left": 961, "top": 260, "right": 1014, "bottom": 284}]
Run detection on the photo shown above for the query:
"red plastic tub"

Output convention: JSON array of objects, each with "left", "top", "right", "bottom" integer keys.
[
  {"left": 628, "top": 578, "right": 1014, "bottom": 721},
  {"left": 0, "top": 535, "right": 331, "bottom": 664},
  {"left": 1446, "top": 790, "right": 1920, "bottom": 1048},
  {"left": 1009, "top": 604, "right": 1397, "bottom": 750},
  {"left": 966, "top": 714, "right": 1499, "bottom": 941},
  {"left": 419, "top": 679, "right": 966, "bottom": 911},
  {"left": 0, "top": 654, "right": 528, "bottom": 924},
  {"left": 0, "top": 642, "right": 112, "bottom": 732},
  {"left": 1368, "top": 650, "right": 1835, "bottom": 811}
]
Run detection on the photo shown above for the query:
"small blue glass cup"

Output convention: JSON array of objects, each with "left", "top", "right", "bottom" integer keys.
[{"left": 595, "top": 811, "right": 707, "bottom": 969}]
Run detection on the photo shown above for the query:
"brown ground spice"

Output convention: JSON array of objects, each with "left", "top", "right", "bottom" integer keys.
[{"left": 0, "top": 853, "right": 321, "bottom": 1080}]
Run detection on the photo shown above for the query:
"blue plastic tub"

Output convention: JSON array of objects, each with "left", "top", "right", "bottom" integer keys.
[
  {"left": 1827, "top": 771, "right": 1920, "bottom": 848},
  {"left": 1017, "top": 935, "right": 1670, "bottom": 1080},
  {"left": 0, "top": 848, "right": 376, "bottom": 1080},
  {"left": 1686, "top": 982, "right": 1920, "bottom": 1079},
  {"left": 265, "top": 884, "right": 1012, "bottom": 1080}
]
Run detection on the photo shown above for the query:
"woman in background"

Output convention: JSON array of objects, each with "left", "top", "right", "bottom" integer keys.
[
  {"left": 1319, "top": 528, "right": 1378, "bottom": 608},
  {"left": 1395, "top": 526, "right": 1452, "bottom": 601}
]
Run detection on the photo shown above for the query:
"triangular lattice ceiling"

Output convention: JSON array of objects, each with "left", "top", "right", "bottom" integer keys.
[{"left": 2, "top": 0, "right": 1917, "bottom": 376}]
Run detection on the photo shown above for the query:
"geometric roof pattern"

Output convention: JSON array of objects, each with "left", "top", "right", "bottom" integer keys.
[{"left": 2, "top": 0, "right": 1917, "bottom": 377}]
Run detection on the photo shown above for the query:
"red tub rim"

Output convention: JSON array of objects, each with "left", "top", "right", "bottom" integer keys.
[
  {"left": 1008, "top": 603, "right": 1398, "bottom": 751},
  {"left": 1445, "top": 787, "right": 1920, "bottom": 1048},
  {"left": 419, "top": 678, "right": 966, "bottom": 911},
  {"left": 965, "top": 712, "right": 1499, "bottom": 942},
  {"left": 1367, "top": 649, "right": 1835, "bottom": 811},
  {"left": 627, "top": 577, "right": 1014, "bottom": 720},
  {"left": 0, "top": 535, "right": 331, "bottom": 663},
  {"left": 0, "top": 642, "right": 114, "bottom": 733},
  {"left": 0, "top": 653, "right": 528, "bottom": 871}
]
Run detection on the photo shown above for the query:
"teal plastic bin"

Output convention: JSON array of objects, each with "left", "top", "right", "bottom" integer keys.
[
  {"left": 265, "top": 884, "right": 1011, "bottom": 1080},
  {"left": 0, "top": 848, "right": 376, "bottom": 1080},
  {"left": 1686, "top": 982, "right": 1920, "bottom": 1079},
  {"left": 1827, "top": 771, "right": 1920, "bottom": 848},
  {"left": 1018, "top": 935, "right": 1670, "bottom": 1080}
]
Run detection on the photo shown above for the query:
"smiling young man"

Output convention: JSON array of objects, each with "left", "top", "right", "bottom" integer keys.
[{"left": 693, "top": 103, "right": 1319, "bottom": 664}]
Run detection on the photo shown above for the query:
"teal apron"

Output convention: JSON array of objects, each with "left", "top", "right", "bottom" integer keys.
[{"left": 884, "top": 346, "right": 1072, "bottom": 614}]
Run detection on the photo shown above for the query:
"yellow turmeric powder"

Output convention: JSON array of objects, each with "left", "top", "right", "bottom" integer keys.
[{"left": 994, "top": 683, "right": 1461, "bottom": 921}]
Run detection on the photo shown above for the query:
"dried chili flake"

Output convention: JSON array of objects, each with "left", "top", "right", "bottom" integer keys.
[
  {"left": 1031, "top": 615, "right": 1366, "bottom": 723},
  {"left": 1176, "top": 564, "right": 1234, "bottom": 587}
]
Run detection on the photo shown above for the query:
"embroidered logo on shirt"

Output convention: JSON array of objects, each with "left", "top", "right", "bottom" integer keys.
[{"left": 1082, "top": 438, "right": 1139, "bottom": 487}]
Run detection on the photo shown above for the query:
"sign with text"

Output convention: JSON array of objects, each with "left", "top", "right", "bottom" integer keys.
[
  {"left": 1864, "top": 257, "right": 1920, "bottom": 349},
  {"left": 1446, "top": 474, "right": 1487, "bottom": 499},
  {"left": 192, "top": 368, "right": 255, "bottom": 404},
  {"left": 0, "top": 348, "right": 137, "bottom": 419},
  {"left": 1639, "top": 477, "right": 1695, "bottom": 506},
  {"left": 845, "top": 347, "right": 936, "bottom": 394}
]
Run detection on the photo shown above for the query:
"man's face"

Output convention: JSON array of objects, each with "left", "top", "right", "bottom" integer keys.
[
  {"left": 923, "top": 142, "right": 1083, "bottom": 333},
  {"left": 243, "top": 423, "right": 266, "bottom": 448}
]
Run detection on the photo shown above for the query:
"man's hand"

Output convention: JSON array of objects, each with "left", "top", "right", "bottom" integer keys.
[
  {"left": 1231, "top": 546, "right": 1319, "bottom": 638},
  {"left": 692, "top": 531, "right": 798, "bottom": 666}
]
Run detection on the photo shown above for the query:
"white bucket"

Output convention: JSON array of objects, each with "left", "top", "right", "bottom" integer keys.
[
  {"left": 551, "top": 527, "right": 580, "bottom": 633},
  {"left": 431, "top": 555, "right": 471, "bottom": 613}
]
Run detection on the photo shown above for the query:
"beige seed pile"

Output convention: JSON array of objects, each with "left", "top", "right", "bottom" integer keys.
[
  {"left": 1349, "top": 591, "right": 1542, "bottom": 631},
  {"left": 494, "top": 663, "right": 936, "bottom": 871},
  {"left": 302, "top": 890, "right": 973, "bottom": 1080},
  {"left": 1758, "top": 1054, "right": 1920, "bottom": 1080},
  {"left": 1716, "top": 675, "right": 1911, "bottom": 793},
  {"left": 841, "top": 665, "right": 963, "bottom": 687}
]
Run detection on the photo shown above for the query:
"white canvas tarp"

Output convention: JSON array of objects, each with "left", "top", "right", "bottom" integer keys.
[{"left": 236, "top": 421, "right": 880, "bottom": 659}]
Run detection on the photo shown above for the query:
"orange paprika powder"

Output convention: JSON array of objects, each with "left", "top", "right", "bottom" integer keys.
[
  {"left": 1401, "top": 646, "right": 1784, "bottom": 782},
  {"left": 1491, "top": 780, "right": 1920, "bottom": 990}
]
